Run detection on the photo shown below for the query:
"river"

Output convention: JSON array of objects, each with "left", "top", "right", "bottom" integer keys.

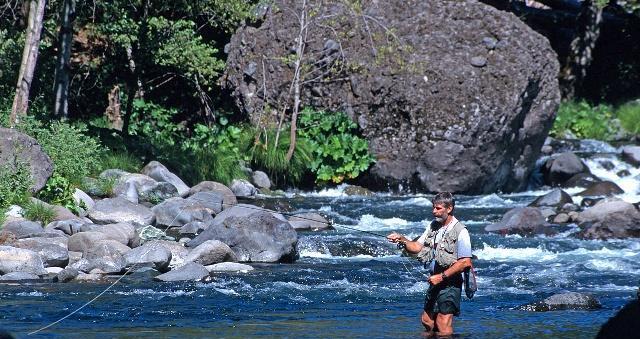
[{"left": 2, "top": 140, "right": 639, "bottom": 338}]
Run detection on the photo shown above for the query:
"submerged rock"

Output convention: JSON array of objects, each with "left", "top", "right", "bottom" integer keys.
[
  {"left": 153, "top": 262, "right": 209, "bottom": 282},
  {"left": 520, "top": 292, "right": 601, "bottom": 312},
  {"left": 485, "top": 207, "right": 552, "bottom": 236},
  {"left": 597, "top": 299, "right": 640, "bottom": 339}
]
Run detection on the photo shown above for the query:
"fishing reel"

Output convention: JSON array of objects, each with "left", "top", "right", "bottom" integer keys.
[{"left": 396, "top": 241, "right": 407, "bottom": 250}]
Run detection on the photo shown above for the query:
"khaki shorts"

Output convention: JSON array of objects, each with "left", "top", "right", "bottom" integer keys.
[{"left": 424, "top": 283, "right": 462, "bottom": 316}]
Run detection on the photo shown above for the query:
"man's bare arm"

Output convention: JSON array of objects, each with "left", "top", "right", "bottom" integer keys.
[{"left": 386, "top": 232, "right": 424, "bottom": 254}]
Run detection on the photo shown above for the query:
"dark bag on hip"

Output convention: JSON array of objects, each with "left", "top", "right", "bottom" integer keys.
[{"left": 464, "top": 265, "right": 478, "bottom": 299}]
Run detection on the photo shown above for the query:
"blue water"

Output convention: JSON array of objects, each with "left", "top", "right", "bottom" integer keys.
[{"left": 2, "top": 192, "right": 639, "bottom": 338}]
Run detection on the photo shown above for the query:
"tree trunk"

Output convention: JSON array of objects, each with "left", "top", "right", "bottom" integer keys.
[
  {"left": 285, "top": 0, "right": 308, "bottom": 162},
  {"left": 559, "top": 0, "right": 604, "bottom": 99},
  {"left": 10, "top": 0, "right": 46, "bottom": 127},
  {"left": 53, "top": 0, "right": 75, "bottom": 119},
  {"left": 121, "top": 0, "right": 148, "bottom": 135}
]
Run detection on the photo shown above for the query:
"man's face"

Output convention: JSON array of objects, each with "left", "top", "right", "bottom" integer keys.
[{"left": 432, "top": 203, "right": 453, "bottom": 223}]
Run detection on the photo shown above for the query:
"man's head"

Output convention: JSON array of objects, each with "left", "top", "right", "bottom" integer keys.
[{"left": 431, "top": 192, "right": 455, "bottom": 223}]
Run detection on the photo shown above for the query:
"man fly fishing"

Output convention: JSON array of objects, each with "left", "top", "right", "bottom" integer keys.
[{"left": 387, "top": 192, "right": 472, "bottom": 337}]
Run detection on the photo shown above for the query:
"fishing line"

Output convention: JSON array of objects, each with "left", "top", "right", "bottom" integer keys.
[
  {"left": 28, "top": 198, "right": 201, "bottom": 336},
  {"left": 28, "top": 196, "right": 427, "bottom": 335}
]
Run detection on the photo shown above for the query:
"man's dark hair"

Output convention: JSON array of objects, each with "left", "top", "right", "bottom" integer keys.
[{"left": 432, "top": 192, "right": 455, "bottom": 211}]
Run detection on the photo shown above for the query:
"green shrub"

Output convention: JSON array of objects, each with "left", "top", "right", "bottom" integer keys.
[
  {"left": 298, "top": 108, "right": 375, "bottom": 183},
  {"left": 129, "top": 99, "right": 184, "bottom": 146},
  {"left": 0, "top": 207, "right": 7, "bottom": 227},
  {"left": 550, "top": 100, "right": 616, "bottom": 140},
  {"left": 96, "top": 150, "right": 143, "bottom": 175},
  {"left": 22, "top": 200, "right": 56, "bottom": 226},
  {"left": 0, "top": 158, "right": 33, "bottom": 209},
  {"left": 37, "top": 174, "right": 83, "bottom": 215},
  {"left": 35, "top": 121, "right": 104, "bottom": 184},
  {"left": 246, "top": 126, "right": 313, "bottom": 185},
  {"left": 616, "top": 101, "right": 640, "bottom": 135}
]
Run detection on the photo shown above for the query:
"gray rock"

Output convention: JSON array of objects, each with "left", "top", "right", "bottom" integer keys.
[
  {"left": 143, "top": 240, "right": 189, "bottom": 268},
  {"left": 188, "top": 181, "right": 237, "bottom": 210},
  {"left": 529, "top": 189, "right": 573, "bottom": 208},
  {"left": 575, "top": 199, "right": 640, "bottom": 239},
  {"left": 288, "top": 212, "right": 332, "bottom": 231},
  {"left": 124, "top": 242, "right": 172, "bottom": 272},
  {"left": 184, "top": 240, "right": 236, "bottom": 266},
  {"left": 94, "top": 239, "right": 131, "bottom": 255},
  {"left": 141, "top": 161, "right": 190, "bottom": 197},
  {"left": 88, "top": 197, "right": 155, "bottom": 226},
  {"left": 0, "top": 128, "right": 53, "bottom": 192},
  {"left": 221, "top": 0, "right": 560, "bottom": 194},
  {"left": 179, "top": 221, "right": 209, "bottom": 236},
  {"left": 230, "top": 179, "right": 257, "bottom": 198},
  {"left": 187, "top": 192, "right": 224, "bottom": 214},
  {"left": 113, "top": 173, "right": 157, "bottom": 204},
  {"left": 153, "top": 262, "right": 209, "bottom": 282},
  {"left": 251, "top": 171, "right": 271, "bottom": 189},
  {"left": 577, "top": 181, "right": 624, "bottom": 197},
  {"left": 621, "top": 145, "right": 640, "bottom": 167},
  {"left": 520, "top": 292, "right": 601, "bottom": 311},
  {"left": 564, "top": 172, "right": 602, "bottom": 188},
  {"left": 152, "top": 197, "right": 216, "bottom": 227},
  {"left": 68, "top": 232, "right": 111, "bottom": 252},
  {"left": 0, "top": 272, "right": 41, "bottom": 281},
  {"left": 73, "top": 188, "right": 95, "bottom": 214},
  {"left": 47, "top": 219, "right": 86, "bottom": 235},
  {"left": 56, "top": 267, "right": 79, "bottom": 282},
  {"left": 344, "top": 185, "right": 373, "bottom": 196},
  {"left": 553, "top": 213, "right": 570, "bottom": 224},
  {"left": 187, "top": 210, "right": 298, "bottom": 263},
  {"left": 12, "top": 239, "right": 69, "bottom": 267},
  {"left": 75, "top": 272, "right": 103, "bottom": 281},
  {"left": 2, "top": 220, "right": 44, "bottom": 238},
  {"left": 485, "top": 207, "right": 552, "bottom": 236},
  {"left": 470, "top": 56, "right": 487, "bottom": 67},
  {"left": 137, "top": 225, "right": 171, "bottom": 242},
  {"left": 99, "top": 169, "right": 129, "bottom": 181},
  {"left": 82, "top": 242, "right": 127, "bottom": 273},
  {"left": 139, "top": 182, "right": 179, "bottom": 204},
  {"left": 0, "top": 246, "right": 46, "bottom": 275},
  {"left": 543, "top": 152, "right": 590, "bottom": 186},
  {"left": 92, "top": 222, "right": 139, "bottom": 247},
  {"left": 206, "top": 262, "right": 254, "bottom": 273}
]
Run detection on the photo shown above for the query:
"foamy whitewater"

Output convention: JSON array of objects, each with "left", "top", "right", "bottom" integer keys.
[{"left": 3, "top": 140, "right": 639, "bottom": 338}]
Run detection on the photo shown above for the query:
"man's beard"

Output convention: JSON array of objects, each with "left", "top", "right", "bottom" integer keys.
[{"left": 435, "top": 215, "right": 446, "bottom": 223}]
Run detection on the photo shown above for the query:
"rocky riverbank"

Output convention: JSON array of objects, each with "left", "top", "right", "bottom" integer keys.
[{"left": 0, "top": 160, "right": 332, "bottom": 283}]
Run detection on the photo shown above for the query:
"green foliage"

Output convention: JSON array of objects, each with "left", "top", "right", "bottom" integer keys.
[
  {"left": 298, "top": 108, "right": 375, "bottom": 183},
  {"left": 550, "top": 100, "right": 616, "bottom": 140},
  {"left": 37, "top": 175, "right": 83, "bottom": 215},
  {"left": 129, "top": 99, "right": 185, "bottom": 145},
  {"left": 22, "top": 200, "right": 56, "bottom": 226},
  {"left": 0, "top": 159, "right": 33, "bottom": 209},
  {"left": 96, "top": 150, "right": 143, "bottom": 175},
  {"left": 0, "top": 207, "right": 6, "bottom": 228},
  {"left": 247, "top": 127, "right": 313, "bottom": 185},
  {"left": 616, "top": 101, "right": 640, "bottom": 135},
  {"left": 34, "top": 122, "right": 104, "bottom": 184}
]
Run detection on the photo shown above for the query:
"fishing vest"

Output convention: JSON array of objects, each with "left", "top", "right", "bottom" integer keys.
[{"left": 416, "top": 220, "right": 466, "bottom": 268}]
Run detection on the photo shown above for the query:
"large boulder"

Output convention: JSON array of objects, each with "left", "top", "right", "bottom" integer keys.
[
  {"left": 141, "top": 161, "right": 190, "bottom": 197},
  {"left": 0, "top": 246, "right": 47, "bottom": 275},
  {"left": 528, "top": 189, "right": 573, "bottom": 209},
  {"left": 288, "top": 212, "right": 332, "bottom": 231},
  {"left": 576, "top": 181, "right": 624, "bottom": 197},
  {"left": 221, "top": 0, "right": 560, "bottom": 193},
  {"left": 0, "top": 128, "right": 54, "bottom": 192},
  {"left": 87, "top": 197, "right": 155, "bottom": 226},
  {"left": 187, "top": 210, "right": 298, "bottom": 263},
  {"left": 621, "top": 145, "right": 640, "bottom": 167},
  {"left": 184, "top": 240, "right": 237, "bottom": 266},
  {"left": 188, "top": 181, "right": 237, "bottom": 209},
  {"left": 123, "top": 241, "right": 172, "bottom": 272},
  {"left": 485, "top": 207, "right": 552, "bottom": 236},
  {"left": 151, "top": 195, "right": 220, "bottom": 227},
  {"left": 542, "top": 152, "right": 590, "bottom": 186},
  {"left": 520, "top": 292, "right": 601, "bottom": 312},
  {"left": 575, "top": 199, "right": 640, "bottom": 239},
  {"left": 12, "top": 239, "right": 69, "bottom": 268},
  {"left": 1, "top": 220, "right": 44, "bottom": 238}
]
